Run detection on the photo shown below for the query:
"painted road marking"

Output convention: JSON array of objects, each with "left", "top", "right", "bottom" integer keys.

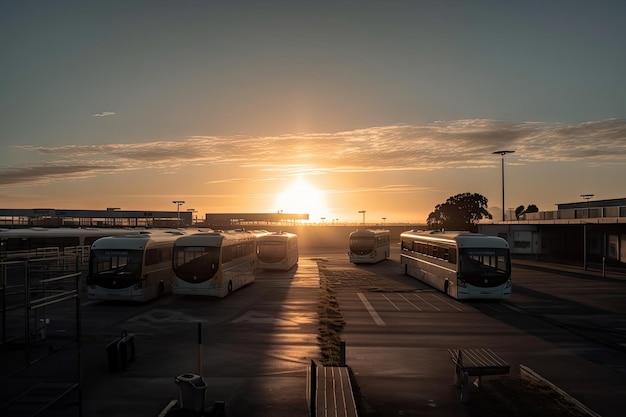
[
  {"left": 357, "top": 292, "right": 386, "bottom": 326},
  {"left": 399, "top": 293, "right": 422, "bottom": 311},
  {"left": 231, "top": 311, "right": 298, "bottom": 326},
  {"left": 381, "top": 293, "right": 401, "bottom": 311}
]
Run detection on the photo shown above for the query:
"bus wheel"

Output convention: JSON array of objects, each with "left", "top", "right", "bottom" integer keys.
[
  {"left": 227, "top": 280, "right": 233, "bottom": 294},
  {"left": 444, "top": 280, "right": 449, "bottom": 295},
  {"left": 157, "top": 282, "right": 165, "bottom": 298},
  {"left": 403, "top": 263, "right": 408, "bottom": 275}
]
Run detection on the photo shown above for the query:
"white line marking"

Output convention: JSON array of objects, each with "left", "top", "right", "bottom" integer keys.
[
  {"left": 357, "top": 292, "right": 386, "bottom": 326},
  {"left": 432, "top": 293, "right": 464, "bottom": 311},
  {"left": 414, "top": 293, "right": 440, "bottom": 311},
  {"left": 399, "top": 293, "right": 422, "bottom": 311},
  {"left": 381, "top": 293, "right": 400, "bottom": 311}
]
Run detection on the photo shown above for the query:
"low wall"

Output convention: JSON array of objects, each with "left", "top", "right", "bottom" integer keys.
[{"left": 212, "top": 225, "right": 425, "bottom": 249}]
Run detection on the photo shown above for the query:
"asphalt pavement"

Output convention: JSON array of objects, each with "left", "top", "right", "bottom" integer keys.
[
  {"left": 3, "top": 256, "right": 626, "bottom": 417},
  {"left": 338, "top": 257, "right": 626, "bottom": 417}
]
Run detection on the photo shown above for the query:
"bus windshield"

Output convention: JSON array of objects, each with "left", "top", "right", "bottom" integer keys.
[
  {"left": 89, "top": 249, "right": 143, "bottom": 286},
  {"left": 257, "top": 241, "right": 286, "bottom": 262},
  {"left": 458, "top": 248, "right": 510, "bottom": 285},
  {"left": 350, "top": 237, "right": 375, "bottom": 254},
  {"left": 173, "top": 246, "right": 220, "bottom": 282}
]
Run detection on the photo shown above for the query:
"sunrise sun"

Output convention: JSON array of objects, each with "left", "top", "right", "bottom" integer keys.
[{"left": 275, "top": 178, "right": 328, "bottom": 222}]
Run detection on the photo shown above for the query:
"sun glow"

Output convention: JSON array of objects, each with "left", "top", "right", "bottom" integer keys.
[{"left": 275, "top": 178, "right": 328, "bottom": 222}]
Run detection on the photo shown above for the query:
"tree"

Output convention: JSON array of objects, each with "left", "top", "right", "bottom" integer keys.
[
  {"left": 526, "top": 204, "right": 539, "bottom": 213},
  {"left": 426, "top": 192, "right": 492, "bottom": 232},
  {"left": 515, "top": 204, "right": 540, "bottom": 219}
]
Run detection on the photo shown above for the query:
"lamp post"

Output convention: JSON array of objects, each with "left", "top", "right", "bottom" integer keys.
[
  {"left": 492, "top": 150, "right": 515, "bottom": 221},
  {"left": 172, "top": 200, "right": 185, "bottom": 227},
  {"left": 358, "top": 210, "right": 366, "bottom": 225}
]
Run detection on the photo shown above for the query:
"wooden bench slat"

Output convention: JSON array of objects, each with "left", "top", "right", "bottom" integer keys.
[{"left": 315, "top": 365, "right": 358, "bottom": 417}]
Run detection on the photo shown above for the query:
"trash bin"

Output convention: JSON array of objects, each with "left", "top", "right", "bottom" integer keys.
[{"left": 175, "top": 373, "right": 207, "bottom": 412}]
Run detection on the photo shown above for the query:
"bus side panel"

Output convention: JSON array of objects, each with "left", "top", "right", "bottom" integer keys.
[
  {"left": 140, "top": 262, "right": 174, "bottom": 300},
  {"left": 221, "top": 256, "right": 255, "bottom": 296},
  {"left": 401, "top": 253, "right": 458, "bottom": 298}
]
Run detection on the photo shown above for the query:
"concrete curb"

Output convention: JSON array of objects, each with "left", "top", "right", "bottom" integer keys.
[{"left": 519, "top": 364, "right": 601, "bottom": 417}]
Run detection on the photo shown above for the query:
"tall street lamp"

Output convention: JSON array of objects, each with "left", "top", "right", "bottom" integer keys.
[
  {"left": 358, "top": 210, "right": 366, "bottom": 225},
  {"left": 492, "top": 150, "right": 515, "bottom": 221},
  {"left": 172, "top": 200, "right": 185, "bottom": 227}
]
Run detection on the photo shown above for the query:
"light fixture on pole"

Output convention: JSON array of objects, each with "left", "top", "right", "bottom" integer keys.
[
  {"left": 172, "top": 200, "right": 185, "bottom": 227},
  {"left": 492, "top": 150, "right": 515, "bottom": 221},
  {"left": 358, "top": 210, "right": 366, "bottom": 225}
]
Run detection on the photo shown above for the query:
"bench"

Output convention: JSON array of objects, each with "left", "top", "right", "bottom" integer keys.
[
  {"left": 447, "top": 348, "right": 510, "bottom": 403},
  {"left": 307, "top": 360, "right": 358, "bottom": 417}
]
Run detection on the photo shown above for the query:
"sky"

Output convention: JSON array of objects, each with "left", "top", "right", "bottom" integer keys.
[{"left": 2, "top": 1, "right": 626, "bottom": 224}]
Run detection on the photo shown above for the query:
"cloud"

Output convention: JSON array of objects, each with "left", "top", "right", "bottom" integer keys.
[
  {"left": 0, "top": 163, "right": 115, "bottom": 186},
  {"left": 4, "top": 118, "right": 626, "bottom": 188},
  {"left": 92, "top": 111, "right": 116, "bottom": 117}
]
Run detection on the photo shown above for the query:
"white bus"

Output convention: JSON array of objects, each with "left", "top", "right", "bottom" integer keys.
[
  {"left": 256, "top": 231, "right": 299, "bottom": 270},
  {"left": 400, "top": 230, "right": 512, "bottom": 300},
  {"left": 0, "top": 227, "right": 143, "bottom": 261},
  {"left": 172, "top": 229, "right": 258, "bottom": 297},
  {"left": 348, "top": 229, "right": 391, "bottom": 264},
  {"left": 87, "top": 230, "right": 185, "bottom": 302}
]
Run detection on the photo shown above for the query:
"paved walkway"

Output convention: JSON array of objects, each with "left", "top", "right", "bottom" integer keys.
[{"left": 512, "top": 256, "right": 626, "bottom": 280}]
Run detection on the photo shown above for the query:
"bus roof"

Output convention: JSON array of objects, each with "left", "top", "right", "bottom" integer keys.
[
  {"left": 91, "top": 230, "right": 185, "bottom": 250},
  {"left": 257, "top": 231, "right": 297, "bottom": 240},
  {"left": 174, "top": 230, "right": 256, "bottom": 247},
  {"left": 400, "top": 230, "right": 509, "bottom": 249},
  {"left": 0, "top": 227, "right": 145, "bottom": 239},
  {"left": 349, "top": 229, "right": 390, "bottom": 237}
]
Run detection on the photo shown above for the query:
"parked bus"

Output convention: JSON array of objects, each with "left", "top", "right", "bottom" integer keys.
[
  {"left": 348, "top": 229, "right": 391, "bottom": 264},
  {"left": 87, "top": 230, "right": 185, "bottom": 302},
  {"left": 0, "top": 227, "right": 143, "bottom": 261},
  {"left": 172, "top": 229, "right": 258, "bottom": 297},
  {"left": 256, "top": 231, "right": 299, "bottom": 270},
  {"left": 399, "top": 230, "right": 512, "bottom": 300}
]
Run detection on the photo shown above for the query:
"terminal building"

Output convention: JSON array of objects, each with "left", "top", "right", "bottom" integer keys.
[
  {"left": 0, "top": 208, "right": 195, "bottom": 228},
  {"left": 478, "top": 197, "right": 626, "bottom": 266},
  {"left": 0, "top": 208, "right": 309, "bottom": 229},
  {"left": 2, "top": 199, "right": 624, "bottom": 265}
]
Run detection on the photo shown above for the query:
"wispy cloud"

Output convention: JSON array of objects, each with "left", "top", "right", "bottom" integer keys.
[
  {"left": 92, "top": 111, "right": 116, "bottom": 117},
  {"left": 3, "top": 119, "right": 626, "bottom": 188},
  {"left": 0, "top": 163, "right": 115, "bottom": 186}
]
